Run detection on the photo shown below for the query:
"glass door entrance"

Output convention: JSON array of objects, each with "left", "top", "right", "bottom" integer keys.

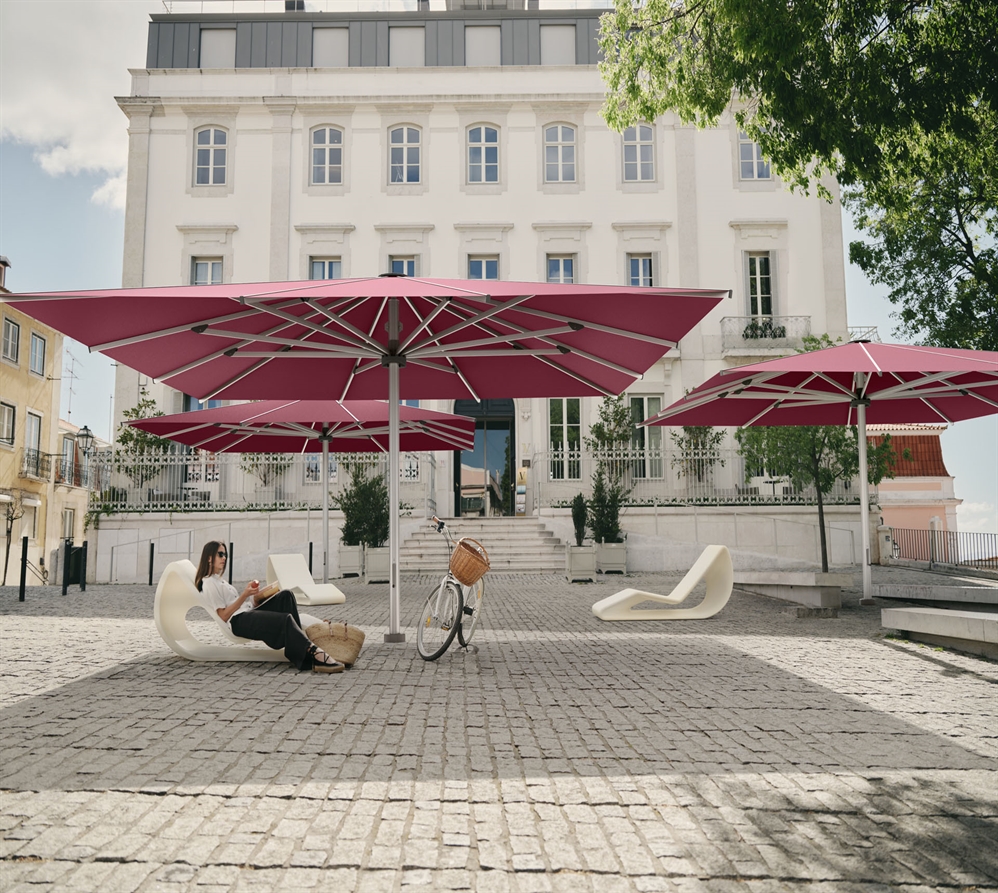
[{"left": 454, "top": 399, "right": 515, "bottom": 517}]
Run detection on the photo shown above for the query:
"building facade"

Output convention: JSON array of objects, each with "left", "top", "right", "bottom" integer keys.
[
  {"left": 0, "top": 258, "right": 90, "bottom": 585},
  {"left": 114, "top": 3, "right": 850, "bottom": 518}
]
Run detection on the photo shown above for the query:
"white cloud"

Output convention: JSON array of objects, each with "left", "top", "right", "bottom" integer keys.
[
  {"left": 956, "top": 501, "right": 998, "bottom": 535},
  {"left": 0, "top": 0, "right": 160, "bottom": 210}
]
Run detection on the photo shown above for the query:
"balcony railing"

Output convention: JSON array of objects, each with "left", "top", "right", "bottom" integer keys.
[
  {"left": 54, "top": 455, "right": 98, "bottom": 489},
  {"left": 848, "top": 326, "right": 881, "bottom": 342},
  {"left": 18, "top": 449, "right": 51, "bottom": 481},
  {"left": 721, "top": 316, "right": 811, "bottom": 353},
  {"left": 86, "top": 449, "right": 436, "bottom": 514},
  {"left": 891, "top": 527, "right": 997, "bottom": 570},
  {"left": 534, "top": 448, "right": 870, "bottom": 509}
]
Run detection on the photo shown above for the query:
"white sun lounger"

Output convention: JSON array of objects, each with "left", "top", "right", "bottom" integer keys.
[
  {"left": 154, "top": 559, "right": 322, "bottom": 662},
  {"left": 592, "top": 544, "right": 733, "bottom": 621},
  {"left": 266, "top": 553, "right": 346, "bottom": 606}
]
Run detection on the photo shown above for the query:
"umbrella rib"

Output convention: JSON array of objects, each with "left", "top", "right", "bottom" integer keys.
[
  {"left": 90, "top": 307, "right": 267, "bottom": 351},
  {"left": 401, "top": 293, "right": 536, "bottom": 352},
  {"left": 398, "top": 296, "right": 458, "bottom": 351},
  {"left": 407, "top": 325, "right": 578, "bottom": 357},
  {"left": 203, "top": 359, "right": 275, "bottom": 400},
  {"left": 510, "top": 305, "right": 680, "bottom": 350},
  {"left": 242, "top": 297, "right": 378, "bottom": 353},
  {"left": 532, "top": 355, "right": 617, "bottom": 397},
  {"left": 197, "top": 328, "right": 377, "bottom": 357},
  {"left": 298, "top": 297, "right": 387, "bottom": 353}
]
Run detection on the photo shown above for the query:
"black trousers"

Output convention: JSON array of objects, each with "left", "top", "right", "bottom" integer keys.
[{"left": 230, "top": 591, "right": 313, "bottom": 670}]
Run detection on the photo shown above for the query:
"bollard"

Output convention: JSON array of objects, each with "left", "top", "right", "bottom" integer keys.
[
  {"left": 80, "top": 541, "right": 88, "bottom": 592},
  {"left": 62, "top": 538, "right": 72, "bottom": 596},
  {"left": 309, "top": 542, "right": 313, "bottom": 574},
  {"left": 18, "top": 535, "right": 28, "bottom": 601},
  {"left": 228, "top": 542, "right": 234, "bottom": 585},
  {"left": 149, "top": 541, "right": 155, "bottom": 586}
]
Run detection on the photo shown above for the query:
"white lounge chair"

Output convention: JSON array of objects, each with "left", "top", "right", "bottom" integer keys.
[
  {"left": 592, "top": 544, "right": 733, "bottom": 621},
  {"left": 266, "top": 553, "right": 346, "bottom": 606},
  {"left": 154, "top": 559, "right": 323, "bottom": 662}
]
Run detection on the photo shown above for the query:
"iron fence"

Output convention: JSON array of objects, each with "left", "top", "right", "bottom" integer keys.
[
  {"left": 534, "top": 448, "right": 869, "bottom": 508},
  {"left": 891, "top": 527, "right": 998, "bottom": 571},
  {"left": 720, "top": 315, "right": 812, "bottom": 352},
  {"left": 86, "top": 449, "right": 435, "bottom": 514},
  {"left": 18, "top": 450, "right": 51, "bottom": 481}
]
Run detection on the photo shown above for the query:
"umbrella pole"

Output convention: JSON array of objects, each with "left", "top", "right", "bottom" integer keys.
[
  {"left": 322, "top": 434, "right": 330, "bottom": 585},
  {"left": 386, "top": 299, "right": 405, "bottom": 643},
  {"left": 857, "top": 402, "right": 874, "bottom": 604}
]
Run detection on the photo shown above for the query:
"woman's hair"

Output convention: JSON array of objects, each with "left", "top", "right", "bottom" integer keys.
[{"left": 195, "top": 540, "right": 224, "bottom": 591}]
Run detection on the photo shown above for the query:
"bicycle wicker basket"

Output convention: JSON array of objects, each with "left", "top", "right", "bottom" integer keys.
[{"left": 450, "top": 537, "right": 490, "bottom": 586}]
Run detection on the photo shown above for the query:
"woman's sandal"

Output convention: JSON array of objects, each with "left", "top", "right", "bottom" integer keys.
[{"left": 309, "top": 646, "right": 345, "bottom": 674}]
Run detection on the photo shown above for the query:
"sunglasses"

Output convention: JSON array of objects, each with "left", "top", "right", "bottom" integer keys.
[{"left": 216, "top": 551, "right": 228, "bottom": 559}]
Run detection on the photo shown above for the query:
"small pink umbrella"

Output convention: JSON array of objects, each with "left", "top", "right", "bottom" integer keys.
[
  {"left": 8, "top": 275, "right": 727, "bottom": 639},
  {"left": 642, "top": 341, "right": 998, "bottom": 600},
  {"left": 129, "top": 400, "right": 476, "bottom": 584}
]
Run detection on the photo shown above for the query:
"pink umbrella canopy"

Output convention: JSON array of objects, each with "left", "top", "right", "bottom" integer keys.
[
  {"left": 643, "top": 341, "right": 998, "bottom": 600},
  {"left": 128, "top": 400, "right": 476, "bottom": 454},
  {"left": 7, "top": 275, "right": 726, "bottom": 640},
  {"left": 4, "top": 276, "right": 726, "bottom": 401},
  {"left": 128, "top": 400, "right": 476, "bottom": 584}
]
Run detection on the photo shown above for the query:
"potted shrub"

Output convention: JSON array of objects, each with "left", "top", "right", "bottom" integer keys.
[
  {"left": 565, "top": 492, "right": 596, "bottom": 582},
  {"left": 589, "top": 465, "right": 627, "bottom": 574},
  {"left": 333, "top": 464, "right": 377, "bottom": 578}
]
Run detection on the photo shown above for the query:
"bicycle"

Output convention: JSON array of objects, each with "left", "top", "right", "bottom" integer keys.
[{"left": 416, "top": 516, "right": 489, "bottom": 661}]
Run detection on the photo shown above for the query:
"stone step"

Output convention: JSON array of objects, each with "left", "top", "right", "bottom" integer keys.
[{"left": 882, "top": 606, "right": 998, "bottom": 659}]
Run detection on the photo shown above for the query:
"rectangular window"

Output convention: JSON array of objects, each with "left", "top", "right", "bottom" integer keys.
[
  {"left": 747, "top": 252, "right": 773, "bottom": 316},
  {"left": 468, "top": 256, "right": 499, "bottom": 281},
  {"left": 0, "top": 402, "right": 14, "bottom": 446},
  {"left": 183, "top": 395, "right": 223, "bottom": 412},
  {"left": 58, "top": 435, "right": 75, "bottom": 484},
  {"left": 623, "top": 124, "right": 655, "bottom": 182},
  {"left": 544, "top": 125, "right": 575, "bottom": 183},
  {"left": 304, "top": 454, "right": 337, "bottom": 485},
  {"left": 390, "top": 256, "right": 417, "bottom": 277},
  {"left": 312, "top": 27, "right": 349, "bottom": 67},
  {"left": 546, "top": 255, "right": 574, "bottom": 284},
  {"left": 465, "top": 26, "right": 501, "bottom": 66},
  {"left": 389, "top": 126, "right": 421, "bottom": 184},
  {"left": 389, "top": 26, "right": 425, "bottom": 67},
  {"left": 25, "top": 411, "right": 41, "bottom": 453},
  {"left": 630, "top": 396, "right": 663, "bottom": 478},
  {"left": 194, "top": 128, "right": 227, "bottom": 186},
  {"left": 738, "top": 131, "right": 771, "bottom": 180},
  {"left": 2, "top": 317, "right": 19, "bottom": 364},
  {"left": 468, "top": 125, "right": 499, "bottom": 184},
  {"left": 540, "top": 24, "right": 576, "bottom": 65},
  {"left": 62, "top": 508, "right": 76, "bottom": 540},
  {"left": 29, "top": 333, "right": 46, "bottom": 376},
  {"left": 199, "top": 28, "right": 236, "bottom": 68},
  {"left": 310, "top": 257, "right": 342, "bottom": 280},
  {"left": 627, "top": 254, "right": 653, "bottom": 287},
  {"left": 22, "top": 506, "right": 37, "bottom": 541},
  {"left": 192, "top": 258, "right": 222, "bottom": 286},
  {"left": 548, "top": 397, "right": 580, "bottom": 480}
]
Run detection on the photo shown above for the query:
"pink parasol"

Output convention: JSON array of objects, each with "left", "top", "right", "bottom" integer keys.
[
  {"left": 7, "top": 275, "right": 727, "bottom": 640},
  {"left": 642, "top": 341, "right": 998, "bottom": 600},
  {"left": 129, "top": 400, "right": 476, "bottom": 584}
]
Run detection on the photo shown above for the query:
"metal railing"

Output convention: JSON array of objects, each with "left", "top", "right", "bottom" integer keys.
[
  {"left": 18, "top": 450, "right": 51, "bottom": 481},
  {"left": 848, "top": 326, "right": 880, "bottom": 342},
  {"left": 86, "top": 449, "right": 436, "bottom": 513},
  {"left": 721, "top": 316, "right": 811, "bottom": 352},
  {"left": 161, "top": 0, "right": 614, "bottom": 13},
  {"left": 54, "top": 455, "right": 98, "bottom": 489},
  {"left": 891, "top": 527, "right": 998, "bottom": 571},
  {"left": 535, "top": 447, "right": 870, "bottom": 508}
]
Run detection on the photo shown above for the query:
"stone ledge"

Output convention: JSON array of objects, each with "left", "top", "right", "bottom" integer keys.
[
  {"left": 882, "top": 606, "right": 998, "bottom": 659},
  {"left": 734, "top": 571, "right": 852, "bottom": 609}
]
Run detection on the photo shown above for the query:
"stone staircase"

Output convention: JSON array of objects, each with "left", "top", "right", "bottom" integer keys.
[{"left": 400, "top": 517, "right": 567, "bottom": 575}]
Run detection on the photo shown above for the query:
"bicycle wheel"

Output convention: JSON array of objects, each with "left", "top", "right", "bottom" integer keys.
[
  {"left": 416, "top": 580, "right": 463, "bottom": 661},
  {"left": 457, "top": 576, "right": 484, "bottom": 647}
]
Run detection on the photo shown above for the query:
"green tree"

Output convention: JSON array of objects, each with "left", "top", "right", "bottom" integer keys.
[
  {"left": 735, "top": 336, "right": 903, "bottom": 571},
  {"left": 599, "top": 0, "right": 998, "bottom": 349},
  {"left": 670, "top": 425, "right": 726, "bottom": 484},
  {"left": 333, "top": 464, "right": 390, "bottom": 549},
  {"left": 588, "top": 464, "right": 627, "bottom": 545},
  {"left": 239, "top": 453, "right": 293, "bottom": 489},
  {"left": 115, "top": 388, "right": 174, "bottom": 490},
  {"left": 2, "top": 490, "right": 26, "bottom": 586},
  {"left": 584, "top": 394, "right": 633, "bottom": 484}
]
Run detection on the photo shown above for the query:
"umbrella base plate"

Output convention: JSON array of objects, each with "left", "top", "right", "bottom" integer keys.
[{"left": 384, "top": 633, "right": 406, "bottom": 643}]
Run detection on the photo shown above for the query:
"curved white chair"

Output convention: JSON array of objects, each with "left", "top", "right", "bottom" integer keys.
[
  {"left": 154, "top": 559, "right": 288, "bottom": 662},
  {"left": 266, "top": 553, "right": 346, "bottom": 606},
  {"left": 592, "top": 544, "right": 734, "bottom": 621}
]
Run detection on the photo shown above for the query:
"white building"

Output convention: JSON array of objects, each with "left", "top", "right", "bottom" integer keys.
[{"left": 114, "top": 0, "right": 849, "bottom": 520}]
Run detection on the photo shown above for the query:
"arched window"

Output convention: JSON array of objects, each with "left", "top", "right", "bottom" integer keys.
[
  {"left": 389, "top": 126, "right": 421, "bottom": 184},
  {"left": 623, "top": 124, "right": 654, "bottom": 181},
  {"left": 311, "top": 126, "right": 343, "bottom": 185},
  {"left": 467, "top": 125, "right": 498, "bottom": 183},
  {"left": 544, "top": 124, "right": 575, "bottom": 182},
  {"left": 194, "top": 126, "right": 227, "bottom": 186}
]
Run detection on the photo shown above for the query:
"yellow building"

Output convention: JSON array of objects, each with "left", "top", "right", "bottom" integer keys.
[{"left": 1, "top": 257, "right": 89, "bottom": 586}]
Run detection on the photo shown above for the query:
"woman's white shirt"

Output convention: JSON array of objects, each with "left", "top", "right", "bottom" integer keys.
[{"left": 201, "top": 574, "right": 252, "bottom": 625}]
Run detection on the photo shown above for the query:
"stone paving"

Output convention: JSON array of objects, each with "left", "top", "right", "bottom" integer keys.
[{"left": 1, "top": 565, "right": 996, "bottom": 892}]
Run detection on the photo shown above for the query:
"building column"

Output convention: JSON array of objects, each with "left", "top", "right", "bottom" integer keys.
[
  {"left": 119, "top": 100, "right": 157, "bottom": 288},
  {"left": 267, "top": 100, "right": 296, "bottom": 282}
]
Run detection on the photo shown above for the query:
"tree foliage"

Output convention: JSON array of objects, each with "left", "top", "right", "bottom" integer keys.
[
  {"left": 584, "top": 396, "right": 633, "bottom": 543},
  {"left": 670, "top": 425, "right": 726, "bottom": 483},
  {"left": 333, "top": 464, "right": 390, "bottom": 549},
  {"left": 599, "top": 0, "right": 998, "bottom": 349},
  {"left": 238, "top": 453, "right": 293, "bottom": 488},
  {"left": 114, "top": 388, "right": 174, "bottom": 489}
]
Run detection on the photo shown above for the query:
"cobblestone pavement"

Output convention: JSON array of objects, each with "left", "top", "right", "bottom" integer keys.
[{"left": 2, "top": 566, "right": 996, "bottom": 892}]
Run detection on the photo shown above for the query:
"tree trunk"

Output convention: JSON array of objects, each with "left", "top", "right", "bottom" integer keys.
[{"left": 811, "top": 443, "right": 829, "bottom": 572}]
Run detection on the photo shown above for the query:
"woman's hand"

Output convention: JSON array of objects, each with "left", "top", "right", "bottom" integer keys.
[
  {"left": 241, "top": 580, "right": 260, "bottom": 601},
  {"left": 216, "top": 581, "right": 260, "bottom": 623}
]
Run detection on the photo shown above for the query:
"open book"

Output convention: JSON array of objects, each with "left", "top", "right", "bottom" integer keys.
[{"left": 255, "top": 581, "right": 281, "bottom": 603}]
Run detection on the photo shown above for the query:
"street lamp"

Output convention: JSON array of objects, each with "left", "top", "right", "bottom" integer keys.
[{"left": 76, "top": 425, "right": 95, "bottom": 456}]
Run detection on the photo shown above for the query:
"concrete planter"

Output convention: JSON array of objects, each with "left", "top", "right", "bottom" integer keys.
[
  {"left": 597, "top": 542, "right": 627, "bottom": 574},
  {"left": 364, "top": 546, "right": 390, "bottom": 584},
  {"left": 566, "top": 544, "right": 597, "bottom": 582},
  {"left": 339, "top": 544, "right": 364, "bottom": 578}
]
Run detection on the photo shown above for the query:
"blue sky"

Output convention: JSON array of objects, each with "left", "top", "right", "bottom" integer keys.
[{"left": 1, "top": 0, "right": 995, "bottom": 533}]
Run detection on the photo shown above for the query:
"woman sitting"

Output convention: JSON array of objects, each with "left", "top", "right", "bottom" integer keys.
[{"left": 195, "top": 540, "right": 342, "bottom": 673}]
